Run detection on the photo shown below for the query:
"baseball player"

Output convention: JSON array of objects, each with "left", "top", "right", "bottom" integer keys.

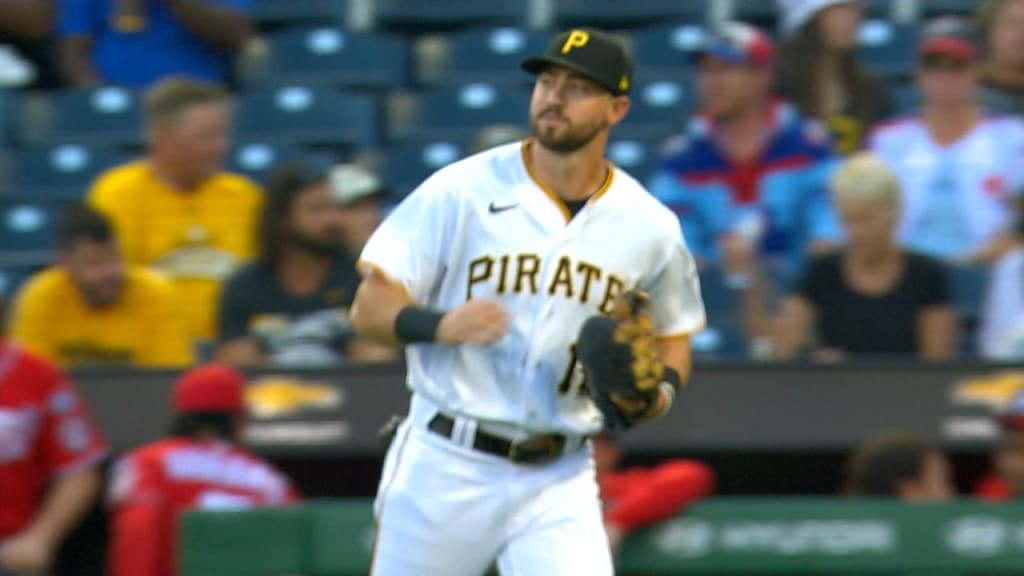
[
  {"left": 107, "top": 364, "right": 299, "bottom": 576},
  {"left": 350, "top": 27, "right": 706, "bottom": 575}
]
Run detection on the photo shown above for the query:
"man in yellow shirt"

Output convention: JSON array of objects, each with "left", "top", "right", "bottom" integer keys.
[
  {"left": 8, "top": 204, "right": 194, "bottom": 368},
  {"left": 88, "top": 77, "right": 263, "bottom": 342}
]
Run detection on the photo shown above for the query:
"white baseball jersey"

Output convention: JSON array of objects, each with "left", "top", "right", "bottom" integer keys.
[
  {"left": 869, "top": 116, "right": 1024, "bottom": 261},
  {"left": 360, "top": 140, "right": 706, "bottom": 436}
]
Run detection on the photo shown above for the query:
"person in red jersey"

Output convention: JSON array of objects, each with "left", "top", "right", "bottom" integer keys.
[
  {"left": 976, "top": 390, "right": 1024, "bottom": 500},
  {"left": 107, "top": 363, "right": 300, "bottom": 576},
  {"left": 0, "top": 336, "right": 108, "bottom": 575},
  {"left": 593, "top": 434, "right": 715, "bottom": 553}
]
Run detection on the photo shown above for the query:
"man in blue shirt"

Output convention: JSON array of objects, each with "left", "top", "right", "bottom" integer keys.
[
  {"left": 57, "top": 0, "right": 253, "bottom": 87},
  {"left": 650, "top": 21, "right": 841, "bottom": 281}
]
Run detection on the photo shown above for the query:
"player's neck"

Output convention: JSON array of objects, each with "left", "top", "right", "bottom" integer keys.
[
  {"left": 923, "top": 102, "right": 980, "bottom": 145},
  {"left": 528, "top": 138, "right": 610, "bottom": 203},
  {"left": 277, "top": 248, "right": 333, "bottom": 296}
]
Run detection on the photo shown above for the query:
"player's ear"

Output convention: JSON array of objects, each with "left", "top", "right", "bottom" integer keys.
[{"left": 607, "top": 95, "right": 630, "bottom": 127}]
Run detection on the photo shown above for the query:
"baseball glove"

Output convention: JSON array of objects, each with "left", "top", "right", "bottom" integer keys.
[{"left": 576, "top": 290, "right": 663, "bottom": 429}]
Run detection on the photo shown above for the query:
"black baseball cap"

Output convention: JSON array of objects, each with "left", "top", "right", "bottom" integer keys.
[{"left": 521, "top": 28, "right": 633, "bottom": 95}]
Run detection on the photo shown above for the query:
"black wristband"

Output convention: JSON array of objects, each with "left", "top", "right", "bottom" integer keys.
[
  {"left": 394, "top": 307, "right": 445, "bottom": 343},
  {"left": 662, "top": 365, "right": 682, "bottom": 391}
]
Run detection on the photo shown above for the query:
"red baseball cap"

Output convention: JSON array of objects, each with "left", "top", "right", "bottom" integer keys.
[
  {"left": 918, "top": 17, "right": 979, "bottom": 62},
  {"left": 172, "top": 364, "right": 246, "bottom": 414}
]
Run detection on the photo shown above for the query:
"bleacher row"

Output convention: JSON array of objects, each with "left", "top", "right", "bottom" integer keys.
[{"left": 0, "top": 0, "right": 989, "bottom": 356}]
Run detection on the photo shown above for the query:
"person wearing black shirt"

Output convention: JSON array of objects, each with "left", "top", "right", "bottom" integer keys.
[
  {"left": 214, "top": 161, "right": 396, "bottom": 367},
  {"left": 768, "top": 152, "right": 958, "bottom": 360}
]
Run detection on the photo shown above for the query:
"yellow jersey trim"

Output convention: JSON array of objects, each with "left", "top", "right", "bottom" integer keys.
[{"left": 520, "top": 139, "right": 615, "bottom": 224}]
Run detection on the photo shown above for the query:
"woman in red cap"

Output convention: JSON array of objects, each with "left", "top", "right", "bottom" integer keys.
[{"left": 107, "top": 363, "right": 300, "bottom": 576}]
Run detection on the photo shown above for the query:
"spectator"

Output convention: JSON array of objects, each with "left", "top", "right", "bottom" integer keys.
[
  {"left": 57, "top": 0, "right": 253, "bottom": 88},
  {"left": 650, "top": 21, "right": 841, "bottom": 286},
  {"left": 89, "top": 77, "right": 262, "bottom": 344},
  {"left": 766, "top": 153, "right": 957, "bottom": 360},
  {"left": 215, "top": 162, "right": 396, "bottom": 367},
  {"left": 843, "top": 431, "right": 953, "bottom": 500},
  {"left": 8, "top": 204, "right": 194, "bottom": 368},
  {"left": 330, "top": 163, "right": 391, "bottom": 261},
  {"left": 976, "top": 390, "right": 1024, "bottom": 500},
  {"left": 775, "top": 0, "right": 891, "bottom": 154},
  {"left": 594, "top": 434, "right": 714, "bottom": 554},
  {"left": 980, "top": 215, "right": 1024, "bottom": 359},
  {"left": 107, "top": 364, "right": 300, "bottom": 576},
  {"left": 869, "top": 17, "right": 1024, "bottom": 265},
  {"left": 977, "top": 0, "right": 1024, "bottom": 116},
  {"left": 0, "top": 336, "right": 108, "bottom": 575},
  {"left": 0, "top": 0, "right": 53, "bottom": 89}
]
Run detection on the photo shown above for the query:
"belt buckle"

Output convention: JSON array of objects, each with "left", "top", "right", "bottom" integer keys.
[{"left": 508, "top": 435, "right": 565, "bottom": 464}]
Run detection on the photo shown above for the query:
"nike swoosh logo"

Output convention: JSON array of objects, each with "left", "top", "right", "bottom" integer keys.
[{"left": 489, "top": 201, "right": 519, "bottom": 213}]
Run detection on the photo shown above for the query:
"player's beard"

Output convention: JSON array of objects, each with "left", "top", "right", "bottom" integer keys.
[{"left": 530, "top": 110, "right": 606, "bottom": 155}]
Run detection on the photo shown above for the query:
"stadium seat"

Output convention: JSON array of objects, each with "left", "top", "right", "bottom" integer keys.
[
  {"left": 607, "top": 139, "right": 659, "bottom": 184},
  {"left": 615, "top": 76, "right": 695, "bottom": 141},
  {"left": 419, "top": 27, "right": 551, "bottom": 87},
  {"left": 373, "top": 0, "right": 527, "bottom": 32},
  {"left": 948, "top": 265, "right": 989, "bottom": 322},
  {"left": 381, "top": 140, "right": 467, "bottom": 198},
  {"left": 0, "top": 200, "right": 59, "bottom": 253},
  {"left": 887, "top": 80, "right": 921, "bottom": 115},
  {"left": 857, "top": 20, "right": 919, "bottom": 79},
  {"left": 245, "top": 27, "right": 410, "bottom": 90},
  {"left": 630, "top": 24, "right": 705, "bottom": 79},
  {"left": 252, "top": 0, "right": 345, "bottom": 25},
  {"left": 18, "top": 87, "right": 143, "bottom": 148},
  {"left": 920, "top": 0, "right": 979, "bottom": 18},
  {"left": 389, "top": 83, "right": 530, "bottom": 144},
  {"left": 732, "top": 0, "right": 889, "bottom": 29},
  {"left": 9, "top": 144, "right": 131, "bottom": 200},
  {"left": 0, "top": 265, "right": 35, "bottom": 300},
  {"left": 235, "top": 86, "right": 380, "bottom": 149},
  {"left": 0, "top": 91, "right": 10, "bottom": 147},
  {"left": 228, "top": 141, "right": 330, "bottom": 185},
  {"left": 554, "top": 0, "right": 709, "bottom": 29}
]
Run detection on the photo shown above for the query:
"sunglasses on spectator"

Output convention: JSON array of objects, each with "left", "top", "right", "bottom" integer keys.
[{"left": 918, "top": 54, "right": 972, "bottom": 71}]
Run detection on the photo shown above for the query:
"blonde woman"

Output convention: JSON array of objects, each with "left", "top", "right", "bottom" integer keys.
[{"left": 771, "top": 153, "right": 958, "bottom": 360}]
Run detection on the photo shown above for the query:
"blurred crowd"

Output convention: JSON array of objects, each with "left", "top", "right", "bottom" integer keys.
[
  {"left": 6, "top": 0, "right": 1024, "bottom": 574},
  {"left": 4, "top": 0, "right": 1024, "bottom": 367}
]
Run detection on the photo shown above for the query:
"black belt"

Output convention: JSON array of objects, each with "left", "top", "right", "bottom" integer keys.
[{"left": 427, "top": 413, "right": 570, "bottom": 465}]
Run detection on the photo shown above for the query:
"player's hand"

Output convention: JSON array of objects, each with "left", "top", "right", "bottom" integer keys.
[
  {"left": 437, "top": 300, "right": 509, "bottom": 346},
  {"left": 0, "top": 528, "right": 55, "bottom": 573}
]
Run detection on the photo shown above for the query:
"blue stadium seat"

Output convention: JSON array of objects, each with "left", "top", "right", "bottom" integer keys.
[
  {"left": 228, "top": 141, "right": 321, "bottom": 185},
  {"left": 732, "top": 0, "right": 889, "bottom": 28},
  {"left": 235, "top": 86, "right": 379, "bottom": 149},
  {"left": 10, "top": 144, "right": 130, "bottom": 200},
  {"left": 0, "top": 91, "right": 10, "bottom": 147},
  {"left": 382, "top": 140, "right": 467, "bottom": 199},
  {"left": 555, "top": 0, "right": 709, "bottom": 28},
  {"left": 421, "top": 27, "right": 551, "bottom": 87},
  {"left": 252, "top": 0, "right": 345, "bottom": 25},
  {"left": 246, "top": 27, "right": 410, "bottom": 90},
  {"left": 373, "top": 0, "right": 527, "bottom": 32},
  {"left": 887, "top": 80, "right": 921, "bottom": 115},
  {"left": 0, "top": 265, "right": 36, "bottom": 300},
  {"left": 630, "top": 24, "right": 705, "bottom": 79},
  {"left": 607, "top": 139, "right": 659, "bottom": 184},
  {"left": 389, "top": 83, "right": 530, "bottom": 144},
  {"left": 0, "top": 201, "right": 59, "bottom": 253},
  {"left": 19, "top": 87, "right": 143, "bottom": 148},
  {"left": 857, "top": 20, "right": 919, "bottom": 79},
  {"left": 615, "top": 77, "right": 695, "bottom": 141},
  {"left": 920, "top": 0, "right": 979, "bottom": 17},
  {"left": 948, "top": 265, "right": 989, "bottom": 322}
]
